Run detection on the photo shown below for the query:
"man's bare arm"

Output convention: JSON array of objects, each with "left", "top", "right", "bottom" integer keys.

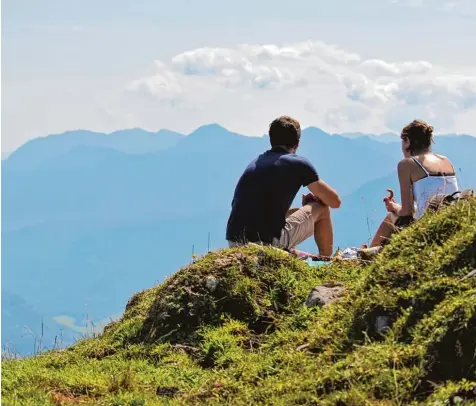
[{"left": 307, "top": 179, "right": 341, "bottom": 209}]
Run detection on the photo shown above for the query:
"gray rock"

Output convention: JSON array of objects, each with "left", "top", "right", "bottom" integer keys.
[
  {"left": 452, "top": 396, "right": 464, "bottom": 404},
  {"left": 375, "top": 315, "right": 390, "bottom": 334},
  {"left": 459, "top": 269, "right": 476, "bottom": 282},
  {"left": 205, "top": 276, "right": 219, "bottom": 292},
  {"left": 157, "top": 312, "right": 170, "bottom": 321},
  {"left": 305, "top": 285, "right": 345, "bottom": 307}
]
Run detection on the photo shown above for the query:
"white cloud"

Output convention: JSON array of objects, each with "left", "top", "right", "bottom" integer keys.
[
  {"left": 324, "top": 105, "right": 371, "bottom": 127},
  {"left": 128, "top": 60, "right": 182, "bottom": 102},
  {"left": 358, "top": 60, "right": 433, "bottom": 77},
  {"left": 45, "top": 25, "right": 87, "bottom": 33},
  {"left": 126, "top": 40, "right": 476, "bottom": 136},
  {"left": 391, "top": 0, "right": 476, "bottom": 14},
  {"left": 390, "top": 0, "right": 423, "bottom": 7},
  {"left": 440, "top": 0, "right": 476, "bottom": 12},
  {"left": 170, "top": 46, "right": 305, "bottom": 89},
  {"left": 391, "top": 75, "right": 476, "bottom": 107},
  {"left": 171, "top": 47, "right": 250, "bottom": 76},
  {"left": 240, "top": 41, "right": 361, "bottom": 65}
]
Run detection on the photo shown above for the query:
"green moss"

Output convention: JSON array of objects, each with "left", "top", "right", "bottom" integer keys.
[
  {"left": 422, "top": 379, "right": 476, "bottom": 405},
  {"left": 2, "top": 199, "right": 476, "bottom": 405}
]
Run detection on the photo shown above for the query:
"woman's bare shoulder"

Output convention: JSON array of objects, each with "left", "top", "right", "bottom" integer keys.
[
  {"left": 396, "top": 158, "right": 416, "bottom": 178},
  {"left": 433, "top": 152, "right": 449, "bottom": 160},
  {"left": 397, "top": 157, "right": 415, "bottom": 168}
]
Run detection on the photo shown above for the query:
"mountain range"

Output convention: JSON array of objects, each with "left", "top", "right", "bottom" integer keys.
[{"left": 2, "top": 124, "right": 476, "bottom": 355}]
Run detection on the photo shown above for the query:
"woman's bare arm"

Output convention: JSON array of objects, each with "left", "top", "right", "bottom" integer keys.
[{"left": 397, "top": 159, "right": 415, "bottom": 217}]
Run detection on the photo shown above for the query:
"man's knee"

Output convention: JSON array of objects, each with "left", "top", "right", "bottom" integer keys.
[
  {"left": 385, "top": 212, "right": 398, "bottom": 225},
  {"left": 305, "top": 201, "right": 331, "bottom": 222}
]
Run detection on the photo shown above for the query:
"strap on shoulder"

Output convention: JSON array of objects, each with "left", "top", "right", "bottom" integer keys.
[{"left": 412, "top": 157, "right": 430, "bottom": 176}]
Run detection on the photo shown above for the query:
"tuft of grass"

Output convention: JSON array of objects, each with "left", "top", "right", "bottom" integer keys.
[{"left": 2, "top": 199, "right": 476, "bottom": 405}]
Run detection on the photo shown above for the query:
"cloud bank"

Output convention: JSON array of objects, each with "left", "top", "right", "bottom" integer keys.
[{"left": 126, "top": 40, "right": 476, "bottom": 136}]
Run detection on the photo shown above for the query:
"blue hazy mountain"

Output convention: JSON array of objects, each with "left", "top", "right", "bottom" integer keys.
[
  {"left": 2, "top": 124, "right": 475, "bottom": 355},
  {"left": 3, "top": 128, "right": 184, "bottom": 171},
  {"left": 1, "top": 289, "right": 79, "bottom": 355},
  {"left": 337, "top": 132, "right": 400, "bottom": 143}
]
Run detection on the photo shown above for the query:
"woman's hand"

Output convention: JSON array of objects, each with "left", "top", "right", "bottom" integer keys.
[
  {"left": 385, "top": 199, "right": 401, "bottom": 214},
  {"left": 383, "top": 189, "right": 401, "bottom": 214}
]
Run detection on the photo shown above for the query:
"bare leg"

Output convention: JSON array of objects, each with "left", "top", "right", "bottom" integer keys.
[
  {"left": 371, "top": 213, "right": 397, "bottom": 247},
  {"left": 283, "top": 202, "right": 333, "bottom": 256},
  {"left": 313, "top": 209, "right": 333, "bottom": 256}
]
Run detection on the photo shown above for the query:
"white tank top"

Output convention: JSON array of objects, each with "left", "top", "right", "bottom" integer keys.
[{"left": 412, "top": 157, "right": 459, "bottom": 219}]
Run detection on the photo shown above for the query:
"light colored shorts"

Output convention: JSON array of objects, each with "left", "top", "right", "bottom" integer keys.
[
  {"left": 228, "top": 202, "right": 326, "bottom": 250},
  {"left": 272, "top": 205, "right": 315, "bottom": 249}
]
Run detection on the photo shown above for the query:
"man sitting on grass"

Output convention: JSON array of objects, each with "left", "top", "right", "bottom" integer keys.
[{"left": 226, "top": 115, "right": 341, "bottom": 257}]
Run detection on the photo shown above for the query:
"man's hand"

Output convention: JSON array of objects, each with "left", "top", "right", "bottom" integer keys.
[{"left": 302, "top": 192, "right": 319, "bottom": 206}]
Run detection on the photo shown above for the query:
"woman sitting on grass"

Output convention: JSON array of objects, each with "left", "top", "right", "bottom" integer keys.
[{"left": 370, "top": 120, "right": 459, "bottom": 247}]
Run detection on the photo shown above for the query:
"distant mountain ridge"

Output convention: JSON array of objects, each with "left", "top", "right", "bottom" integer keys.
[
  {"left": 336, "top": 132, "right": 399, "bottom": 143},
  {"left": 3, "top": 128, "right": 184, "bottom": 171},
  {"left": 5, "top": 124, "right": 474, "bottom": 172}
]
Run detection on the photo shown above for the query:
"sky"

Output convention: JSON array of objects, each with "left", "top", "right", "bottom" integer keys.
[{"left": 2, "top": 0, "right": 476, "bottom": 153}]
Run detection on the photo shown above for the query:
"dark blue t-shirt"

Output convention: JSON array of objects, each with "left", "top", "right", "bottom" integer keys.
[{"left": 226, "top": 147, "right": 319, "bottom": 244}]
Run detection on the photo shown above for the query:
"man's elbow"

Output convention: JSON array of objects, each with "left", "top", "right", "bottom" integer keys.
[{"left": 330, "top": 196, "right": 341, "bottom": 209}]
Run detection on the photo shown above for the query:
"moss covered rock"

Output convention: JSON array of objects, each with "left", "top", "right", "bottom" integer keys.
[{"left": 135, "top": 246, "right": 326, "bottom": 344}]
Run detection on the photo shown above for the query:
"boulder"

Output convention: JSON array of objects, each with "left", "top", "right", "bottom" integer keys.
[{"left": 305, "top": 285, "right": 346, "bottom": 308}]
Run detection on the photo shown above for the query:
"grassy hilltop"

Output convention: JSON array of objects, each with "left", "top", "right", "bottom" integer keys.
[{"left": 2, "top": 199, "right": 476, "bottom": 405}]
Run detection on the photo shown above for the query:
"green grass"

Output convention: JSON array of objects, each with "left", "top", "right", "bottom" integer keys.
[{"left": 2, "top": 200, "right": 476, "bottom": 405}]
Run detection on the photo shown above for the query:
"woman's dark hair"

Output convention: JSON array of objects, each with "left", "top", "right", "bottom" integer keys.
[
  {"left": 269, "top": 116, "right": 301, "bottom": 148},
  {"left": 401, "top": 120, "right": 434, "bottom": 154}
]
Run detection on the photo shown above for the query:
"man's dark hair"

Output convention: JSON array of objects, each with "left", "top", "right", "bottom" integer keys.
[
  {"left": 269, "top": 116, "right": 301, "bottom": 148},
  {"left": 401, "top": 119, "right": 434, "bottom": 154}
]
